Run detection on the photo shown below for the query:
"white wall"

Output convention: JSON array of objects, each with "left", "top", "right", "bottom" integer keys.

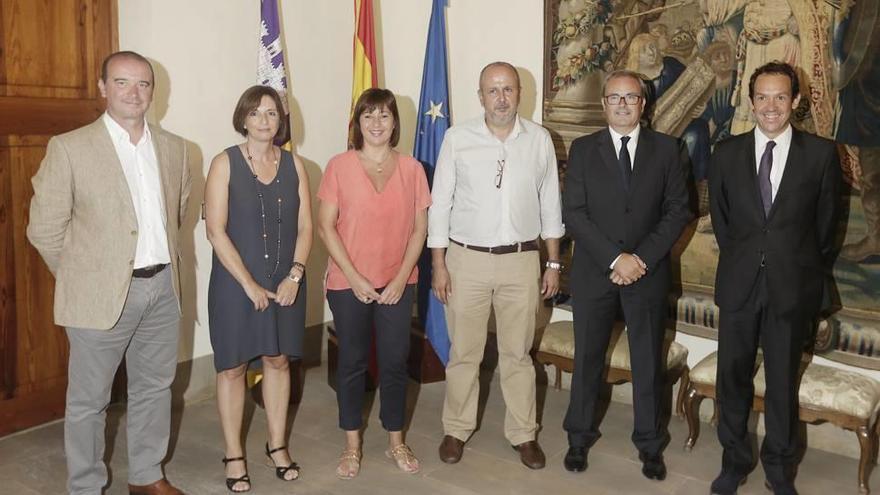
[{"left": 118, "top": 0, "right": 545, "bottom": 361}]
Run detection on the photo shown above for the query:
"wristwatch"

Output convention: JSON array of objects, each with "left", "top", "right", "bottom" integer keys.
[
  {"left": 545, "top": 260, "right": 564, "bottom": 271},
  {"left": 287, "top": 272, "right": 303, "bottom": 284}
]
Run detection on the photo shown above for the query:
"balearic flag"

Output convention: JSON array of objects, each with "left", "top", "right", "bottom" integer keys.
[
  {"left": 414, "top": 0, "right": 451, "bottom": 366},
  {"left": 248, "top": 0, "right": 292, "bottom": 401},
  {"left": 351, "top": 0, "right": 377, "bottom": 115},
  {"left": 258, "top": 0, "right": 292, "bottom": 147}
]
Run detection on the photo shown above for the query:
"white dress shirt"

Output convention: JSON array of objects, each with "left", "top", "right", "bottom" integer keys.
[
  {"left": 427, "top": 114, "right": 565, "bottom": 248},
  {"left": 608, "top": 125, "right": 640, "bottom": 169},
  {"left": 103, "top": 113, "right": 170, "bottom": 268},
  {"left": 754, "top": 124, "right": 792, "bottom": 202}
]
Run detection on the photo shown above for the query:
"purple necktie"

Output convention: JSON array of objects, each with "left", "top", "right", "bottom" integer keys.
[{"left": 758, "top": 140, "right": 776, "bottom": 218}]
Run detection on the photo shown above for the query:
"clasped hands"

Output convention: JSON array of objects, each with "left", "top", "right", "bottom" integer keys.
[
  {"left": 351, "top": 273, "right": 406, "bottom": 306},
  {"left": 610, "top": 253, "right": 647, "bottom": 286},
  {"left": 244, "top": 276, "right": 302, "bottom": 311}
]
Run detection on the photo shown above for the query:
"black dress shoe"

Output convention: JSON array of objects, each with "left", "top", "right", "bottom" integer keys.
[
  {"left": 639, "top": 453, "right": 666, "bottom": 481},
  {"left": 563, "top": 446, "right": 588, "bottom": 472},
  {"left": 764, "top": 479, "right": 799, "bottom": 495},
  {"left": 710, "top": 471, "right": 747, "bottom": 495}
]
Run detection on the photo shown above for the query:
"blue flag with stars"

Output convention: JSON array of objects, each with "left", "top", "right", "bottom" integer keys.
[{"left": 415, "top": 0, "right": 451, "bottom": 366}]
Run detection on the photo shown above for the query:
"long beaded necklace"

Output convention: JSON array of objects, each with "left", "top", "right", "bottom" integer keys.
[{"left": 244, "top": 144, "right": 282, "bottom": 279}]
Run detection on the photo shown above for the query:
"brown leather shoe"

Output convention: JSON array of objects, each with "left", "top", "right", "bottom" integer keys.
[
  {"left": 128, "top": 478, "right": 184, "bottom": 495},
  {"left": 512, "top": 440, "right": 545, "bottom": 469},
  {"left": 438, "top": 435, "right": 465, "bottom": 464}
]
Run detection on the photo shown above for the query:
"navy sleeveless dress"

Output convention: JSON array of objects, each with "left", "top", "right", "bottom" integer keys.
[{"left": 208, "top": 146, "right": 305, "bottom": 371}]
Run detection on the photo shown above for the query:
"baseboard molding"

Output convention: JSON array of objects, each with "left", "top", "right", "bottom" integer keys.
[{"left": 170, "top": 354, "right": 215, "bottom": 406}]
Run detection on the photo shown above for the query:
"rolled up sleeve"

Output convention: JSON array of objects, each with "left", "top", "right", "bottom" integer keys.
[
  {"left": 538, "top": 133, "right": 564, "bottom": 240},
  {"left": 427, "top": 135, "right": 456, "bottom": 248}
]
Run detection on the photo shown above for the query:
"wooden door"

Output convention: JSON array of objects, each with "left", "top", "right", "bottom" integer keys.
[{"left": 0, "top": 0, "right": 116, "bottom": 436}]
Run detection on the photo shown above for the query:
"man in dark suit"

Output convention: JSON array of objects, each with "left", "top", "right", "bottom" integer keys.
[
  {"left": 562, "top": 70, "right": 692, "bottom": 479},
  {"left": 708, "top": 61, "right": 842, "bottom": 495}
]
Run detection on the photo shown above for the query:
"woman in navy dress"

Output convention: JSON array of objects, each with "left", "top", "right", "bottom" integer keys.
[{"left": 205, "top": 85, "right": 312, "bottom": 492}]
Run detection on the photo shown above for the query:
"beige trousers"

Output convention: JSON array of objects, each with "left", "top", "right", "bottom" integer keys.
[{"left": 441, "top": 242, "right": 540, "bottom": 445}]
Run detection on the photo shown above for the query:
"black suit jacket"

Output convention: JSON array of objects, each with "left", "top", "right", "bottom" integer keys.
[
  {"left": 563, "top": 127, "right": 693, "bottom": 301},
  {"left": 709, "top": 128, "right": 842, "bottom": 315}
]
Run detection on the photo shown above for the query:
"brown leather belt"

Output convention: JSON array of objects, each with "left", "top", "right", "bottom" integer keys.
[
  {"left": 132, "top": 264, "right": 168, "bottom": 278},
  {"left": 450, "top": 238, "right": 539, "bottom": 255}
]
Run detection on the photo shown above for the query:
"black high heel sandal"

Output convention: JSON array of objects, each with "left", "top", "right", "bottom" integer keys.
[
  {"left": 265, "top": 442, "right": 301, "bottom": 481},
  {"left": 221, "top": 456, "right": 251, "bottom": 493}
]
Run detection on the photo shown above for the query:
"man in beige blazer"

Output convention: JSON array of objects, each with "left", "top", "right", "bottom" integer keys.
[{"left": 27, "top": 51, "right": 191, "bottom": 495}]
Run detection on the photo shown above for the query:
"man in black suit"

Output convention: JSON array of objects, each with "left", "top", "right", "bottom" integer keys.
[
  {"left": 562, "top": 70, "right": 692, "bottom": 480},
  {"left": 708, "top": 62, "right": 842, "bottom": 495}
]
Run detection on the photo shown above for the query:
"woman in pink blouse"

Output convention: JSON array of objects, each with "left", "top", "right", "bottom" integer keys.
[{"left": 317, "top": 88, "right": 430, "bottom": 479}]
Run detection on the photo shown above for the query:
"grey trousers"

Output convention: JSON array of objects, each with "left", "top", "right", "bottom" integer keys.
[{"left": 64, "top": 267, "right": 179, "bottom": 495}]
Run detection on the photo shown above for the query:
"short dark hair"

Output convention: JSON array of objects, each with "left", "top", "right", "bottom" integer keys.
[
  {"left": 479, "top": 61, "right": 521, "bottom": 90},
  {"left": 231, "top": 85, "right": 288, "bottom": 139},
  {"left": 101, "top": 51, "right": 155, "bottom": 83},
  {"left": 748, "top": 61, "right": 800, "bottom": 100},
  {"left": 349, "top": 88, "right": 400, "bottom": 150}
]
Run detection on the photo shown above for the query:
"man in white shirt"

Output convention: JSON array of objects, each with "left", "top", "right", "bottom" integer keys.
[
  {"left": 429, "top": 61, "right": 564, "bottom": 469},
  {"left": 708, "top": 62, "right": 841, "bottom": 495},
  {"left": 561, "top": 70, "right": 692, "bottom": 479},
  {"left": 27, "top": 51, "right": 191, "bottom": 495}
]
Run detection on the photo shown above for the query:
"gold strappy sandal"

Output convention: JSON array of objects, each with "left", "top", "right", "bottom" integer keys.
[
  {"left": 336, "top": 449, "right": 361, "bottom": 479},
  {"left": 385, "top": 444, "right": 420, "bottom": 474}
]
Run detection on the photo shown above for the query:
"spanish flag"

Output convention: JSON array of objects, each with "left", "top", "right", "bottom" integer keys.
[
  {"left": 350, "top": 0, "right": 381, "bottom": 386},
  {"left": 351, "top": 0, "right": 377, "bottom": 113}
]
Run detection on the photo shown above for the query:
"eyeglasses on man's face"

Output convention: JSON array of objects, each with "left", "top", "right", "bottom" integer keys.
[{"left": 604, "top": 93, "right": 642, "bottom": 105}]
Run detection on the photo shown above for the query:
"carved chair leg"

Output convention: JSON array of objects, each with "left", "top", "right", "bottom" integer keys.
[
  {"left": 873, "top": 418, "right": 880, "bottom": 465},
  {"left": 555, "top": 366, "right": 563, "bottom": 391},
  {"left": 857, "top": 424, "right": 872, "bottom": 494},
  {"left": 675, "top": 366, "right": 690, "bottom": 419},
  {"left": 683, "top": 385, "right": 705, "bottom": 451}
]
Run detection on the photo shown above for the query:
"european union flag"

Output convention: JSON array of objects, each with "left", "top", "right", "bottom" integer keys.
[{"left": 414, "top": 0, "right": 451, "bottom": 366}]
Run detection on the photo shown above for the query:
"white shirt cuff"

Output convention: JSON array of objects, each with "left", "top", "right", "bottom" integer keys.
[
  {"left": 609, "top": 254, "right": 623, "bottom": 270},
  {"left": 426, "top": 236, "right": 450, "bottom": 249}
]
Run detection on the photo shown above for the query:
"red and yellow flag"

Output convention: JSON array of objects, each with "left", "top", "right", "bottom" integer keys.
[{"left": 351, "top": 0, "right": 377, "bottom": 112}]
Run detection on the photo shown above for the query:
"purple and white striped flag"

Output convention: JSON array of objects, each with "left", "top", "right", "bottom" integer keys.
[
  {"left": 248, "top": 0, "right": 292, "bottom": 401},
  {"left": 258, "top": 0, "right": 291, "bottom": 145}
]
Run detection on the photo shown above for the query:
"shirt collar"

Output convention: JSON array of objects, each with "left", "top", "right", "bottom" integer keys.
[
  {"left": 102, "top": 112, "right": 152, "bottom": 146},
  {"left": 608, "top": 124, "right": 640, "bottom": 145},
  {"left": 754, "top": 123, "right": 792, "bottom": 151},
  {"left": 479, "top": 113, "right": 526, "bottom": 141}
]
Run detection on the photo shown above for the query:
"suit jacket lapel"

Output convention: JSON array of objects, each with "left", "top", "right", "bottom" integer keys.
[
  {"left": 151, "top": 128, "right": 172, "bottom": 225},
  {"left": 90, "top": 120, "right": 138, "bottom": 228},
  {"left": 630, "top": 127, "right": 649, "bottom": 197},
  {"left": 597, "top": 128, "right": 627, "bottom": 192},
  {"left": 767, "top": 128, "right": 803, "bottom": 221},
  {"left": 743, "top": 130, "right": 767, "bottom": 223}
]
